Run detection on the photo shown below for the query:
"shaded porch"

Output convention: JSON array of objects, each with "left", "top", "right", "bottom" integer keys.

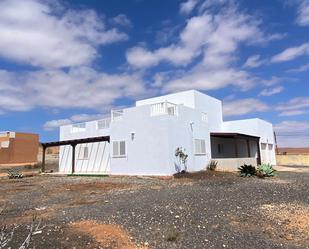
[{"left": 210, "top": 132, "right": 261, "bottom": 170}]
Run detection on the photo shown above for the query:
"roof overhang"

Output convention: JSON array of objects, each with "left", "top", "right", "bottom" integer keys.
[{"left": 210, "top": 132, "right": 259, "bottom": 140}]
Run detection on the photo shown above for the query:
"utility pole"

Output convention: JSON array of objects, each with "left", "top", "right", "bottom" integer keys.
[{"left": 274, "top": 131, "right": 279, "bottom": 155}]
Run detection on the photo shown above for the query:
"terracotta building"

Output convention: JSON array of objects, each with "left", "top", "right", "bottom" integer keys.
[{"left": 0, "top": 131, "right": 39, "bottom": 164}]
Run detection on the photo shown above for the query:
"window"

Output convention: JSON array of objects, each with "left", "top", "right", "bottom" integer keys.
[
  {"left": 201, "top": 112, "right": 208, "bottom": 122},
  {"left": 71, "top": 123, "right": 86, "bottom": 133},
  {"left": 194, "top": 139, "right": 206, "bottom": 155},
  {"left": 78, "top": 146, "right": 89, "bottom": 159},
  {"left": 268, "top": 144, "right": 273, "bottom": 150},
  {"left": 112, "top": 141, "right": 126, "bottom": 157},
  {"left": 167, "top": 106, "right": 175, "bottom": 115}
]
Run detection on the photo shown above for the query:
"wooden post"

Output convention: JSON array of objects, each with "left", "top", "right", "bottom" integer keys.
[
  {"left": 274, "top": 131, "right": 279, "bottom": 155},
  {"left": 71, "top": 144, "right": 76, "bottom": 174},
  {"left": 42, "top": 146, "right": 46, "bottom": 173},
  {"left": 256, "top": 139, "right": 261, "bottom": 165},
  {"left": 234, "top": 137, "right": 238, "bottom": 158},
  {"left": 246, "top": 139, "right": 251, "bottom": 157}
]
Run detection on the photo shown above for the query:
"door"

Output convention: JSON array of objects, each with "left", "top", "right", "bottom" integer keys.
[{"left": 261, "top": 143, "right": 268, "bottom": 163}]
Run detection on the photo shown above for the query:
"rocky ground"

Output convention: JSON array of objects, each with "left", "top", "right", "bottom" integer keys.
[{"left": 0, "top": 169, "right": 308, "bottom": 249}]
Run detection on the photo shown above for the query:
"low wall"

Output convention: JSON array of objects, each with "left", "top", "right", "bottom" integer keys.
[
  {"left": 214, "top": 157, "right": 257, "bottom": 171},
  {"left": 276, "top": 154, "right": 309, "bottom": 166}
]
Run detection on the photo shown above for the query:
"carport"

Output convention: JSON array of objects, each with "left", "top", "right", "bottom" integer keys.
[
  {"left": 41, "top": 136, "right": 110, "bottom": 174},
  {"left": 210, "top": 132, "right": 261, "bottom": 169}
]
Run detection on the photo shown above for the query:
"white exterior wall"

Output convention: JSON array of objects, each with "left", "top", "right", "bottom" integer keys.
[
  {"left": 222, "top": 119, "right": 276, "bottom": 165},
  {"left": 136, "top": 90, "right": 223, "bottom": 131},
  {"left": 59, "top": 120, "right": 111, "bottom": 173},
  {"left": 109, "top": 104, "right": 211, "bottom": 175},
  {"left": 58, "top": 90, "right": 276, "bottom": 175}
]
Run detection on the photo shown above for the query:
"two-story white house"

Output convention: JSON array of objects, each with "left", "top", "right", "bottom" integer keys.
[{"left": 58, "top": 90, "right": 276, "bottom": 175}]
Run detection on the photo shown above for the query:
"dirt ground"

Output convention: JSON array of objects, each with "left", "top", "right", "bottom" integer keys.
[{"left": 0, "top": 168, "right": 308, "bottom": 249}]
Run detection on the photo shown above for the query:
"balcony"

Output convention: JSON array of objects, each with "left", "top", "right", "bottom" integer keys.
[
  {"left": 71, "top": 123, "right": 86, "bottom": 133},
  {"left": 150, "top": 101, "right": 178, "bottom": 116},
  {"left": 97, "top": 118, "right": 111, "bottom": 129},
  {"left": 111, "top": 109, "right": 124, "bottom": 122}
]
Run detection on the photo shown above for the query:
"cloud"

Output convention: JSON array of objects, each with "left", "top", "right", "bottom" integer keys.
[
  {"left": 259, "top": 86, "right": 284, "bottom": 96},
  {"left": 278, "top": 110, "right": 309, "bottom": 116},
  {"left": 274, "top": 120, "right": 309, "bottom": 147},
  {"left": 260, "top": 76, "right": 295, "bottom": 86},
  {"left": 271, "top": 43, "right": 309, "bottom": 63},
  {"left": 43, "top": 119, "right": 72, "bottom": 131},
  {"left": 0, "top": 1, "right": 147, "bottom": 116},
  {"left": 180, "top": 0, "right": 199, "bottom": 15},
  {"left": 287, "top": 63, "right": 309, "bottom": 73},
  {"left": 243, "top": 55, "right": 266, "bottom": 68},
  {"left": 43, "top": 113, "right": 109, "bottom": 131},
  {"left": 276, "top": 97, "right": 309, "bottom": 116},
  {"left": 274, "top": 120, "right": 309, "bottom": 132},
  {"left": 127, "top": 2, "right": 280, "bottom": 93},
  {"left": 162, "top": 67, "right": 255, "bottom": 92},
  {"left": 70, "top": 114, "right": 107, "bottom": 122},
  {"left": 126, "top": 14, "right": 214, "bottom": 68},
  {"left": 296, "top": 0, "right": 309, "bottom": 26},
  {"left": 0, "top": 67, "right": 146, "bottom": 114},
  {"left": 111, "top": 14, "right": 132, "bottom": 27},
  {"left": 0, "top": 0, "right": 128, "bottom": 68},
  {"left": 223, "top": 98, "right": 269, "bottom": 117}
]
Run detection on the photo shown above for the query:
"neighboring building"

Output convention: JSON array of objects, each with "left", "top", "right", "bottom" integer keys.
[
  {"left": 59, "top": 90, "right": 276, "bottom": 175},
  {"left": 0, "top": 131, "right": 39, "bottom": 164}
]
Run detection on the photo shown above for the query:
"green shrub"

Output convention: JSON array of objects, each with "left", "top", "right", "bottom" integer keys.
[
  {"left": 257, "top": 163, "right": 276, "bottom": 177},
  {"left": 7, "top": 169, "right": 23, "bottom": 179},
  {"left": 207, "top": 160, "right": 218, "bottom": 171},
  {"left": 238, "top": 164, "right": 256, "bottom": 177}
]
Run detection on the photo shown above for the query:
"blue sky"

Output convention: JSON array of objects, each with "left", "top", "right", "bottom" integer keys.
[{"left": 0, "top": 0, "right": 308, "bottom": 147}]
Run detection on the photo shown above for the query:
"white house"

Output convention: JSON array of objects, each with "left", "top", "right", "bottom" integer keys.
[{"left": 58, "top": 90, "right": 276, "bottom": 175}]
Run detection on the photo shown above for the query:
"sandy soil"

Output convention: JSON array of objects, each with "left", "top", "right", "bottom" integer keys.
[{"left": 0, "top": 171, "right": 308, "bottom": 249}]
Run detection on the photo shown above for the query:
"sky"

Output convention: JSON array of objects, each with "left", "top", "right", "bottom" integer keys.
[{"left": 0, "top": 0, "right": 308, "bottom": 147}]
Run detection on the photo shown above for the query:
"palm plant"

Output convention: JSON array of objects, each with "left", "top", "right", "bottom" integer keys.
[{"left": 238, "top": 164, "right": 256, "bottom": 177}]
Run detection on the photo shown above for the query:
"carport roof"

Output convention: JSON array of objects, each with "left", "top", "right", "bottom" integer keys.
[{"left": 210, "top": 132, "right": 259, "bottom": 139}]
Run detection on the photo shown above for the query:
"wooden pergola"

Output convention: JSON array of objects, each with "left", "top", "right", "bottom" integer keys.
[{"left": 40, "top": 136, "right": 110, "bottom": 174}]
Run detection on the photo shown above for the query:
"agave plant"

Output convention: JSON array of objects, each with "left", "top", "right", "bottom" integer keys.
[
  {"left": 257, "top": 163, "right": 276, "bottom": 177},
  {"left": 238, "top": 164, "right": 256, "bottom": 177}
]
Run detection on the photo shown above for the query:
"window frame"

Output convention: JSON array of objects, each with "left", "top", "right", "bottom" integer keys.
[
  {"left": 112, "top": 140, "right": 127, "bottom": 158},
  {"left": 194, "top": 139, "right": 206, "bottom": 155},
  {"left": 78, "top": 145, "right": 89, "bottom": 160}
]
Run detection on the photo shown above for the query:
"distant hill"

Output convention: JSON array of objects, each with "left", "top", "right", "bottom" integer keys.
[{"left": 277, "top": 147, "right": 309, "bottom": 155}]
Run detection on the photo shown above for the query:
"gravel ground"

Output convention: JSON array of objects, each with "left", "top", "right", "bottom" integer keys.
[{"left": 0, "top": 169, "right": 308, "bottom": 249}]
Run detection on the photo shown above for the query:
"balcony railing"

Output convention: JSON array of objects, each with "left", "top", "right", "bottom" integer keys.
[
  {"left": 150, "top": 101, "right": 178, "bottom": 116},
  {"left": 111, "top": 109, "right": 124, "bottom": 122},
  {"left": 97, "top": 118, "right": 111, "bottom": 129},
  {"left": 71, "top": 123, "right": 86, "bottom": 133}
]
